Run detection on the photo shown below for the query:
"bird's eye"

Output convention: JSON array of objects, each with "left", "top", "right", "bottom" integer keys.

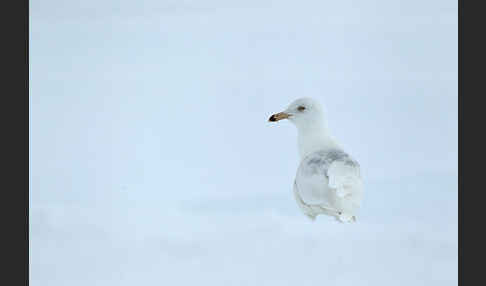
[{"left": 297, "top": 106, "right": 306, "bottom": 111}]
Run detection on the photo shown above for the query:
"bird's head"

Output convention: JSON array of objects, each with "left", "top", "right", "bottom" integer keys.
[{"left": 268, "top": 97, "right": 325, "bottom": 129}]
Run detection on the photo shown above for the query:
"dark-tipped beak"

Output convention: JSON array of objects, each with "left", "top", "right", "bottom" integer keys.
[{"left": 268, "top": 112, "right": 290, "bottom": 122}]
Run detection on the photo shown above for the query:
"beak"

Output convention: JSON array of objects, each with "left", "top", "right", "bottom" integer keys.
[{"left": 268, "top": 112, "right": 291, "bottom": 122}]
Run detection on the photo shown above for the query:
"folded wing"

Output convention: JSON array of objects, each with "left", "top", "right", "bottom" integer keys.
[{"left": 294, "top": 149, "right": 363, "bottom": 221}]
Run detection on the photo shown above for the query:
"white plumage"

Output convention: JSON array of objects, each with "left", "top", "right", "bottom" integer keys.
[{"left": 269, "top": 97, "right": 363, "bottom": 223}]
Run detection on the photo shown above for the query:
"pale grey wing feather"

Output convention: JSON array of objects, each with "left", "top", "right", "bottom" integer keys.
[
  {"left": 294, "top": 148, "right": 362, "bottom": 219},
  {"left": 293, "top": 181, "right": 340, "bottom": 220}
]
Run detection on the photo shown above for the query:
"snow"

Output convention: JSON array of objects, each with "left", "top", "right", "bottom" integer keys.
[{"left": 30, "top": 174, "right": 457, "bottom": 286}]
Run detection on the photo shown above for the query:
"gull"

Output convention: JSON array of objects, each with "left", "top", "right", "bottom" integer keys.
[{"left": 268, "top": 97, "right": 363, "bottom": 223}]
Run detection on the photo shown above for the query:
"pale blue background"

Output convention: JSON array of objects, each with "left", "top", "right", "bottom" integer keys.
[{"left": 30, "top": 1, "right": 457, "bottom": 285}]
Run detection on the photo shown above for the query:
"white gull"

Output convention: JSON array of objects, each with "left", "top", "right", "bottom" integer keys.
[{"left": 269, "top": 97, "right": 363, "bottom": 223}]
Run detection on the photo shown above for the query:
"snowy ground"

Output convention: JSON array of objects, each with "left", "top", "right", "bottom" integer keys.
[{"left": 30, "top": 173, "right": 457, "bottom": 286}]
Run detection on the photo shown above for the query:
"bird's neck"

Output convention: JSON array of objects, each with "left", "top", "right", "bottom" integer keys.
[{"left": 297, "top": 121, "right": 339, "bottom": 159}]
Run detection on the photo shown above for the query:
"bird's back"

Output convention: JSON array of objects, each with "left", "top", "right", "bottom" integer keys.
[{"left": 294, "top": 148, "right": 363, "bottom": 222}]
